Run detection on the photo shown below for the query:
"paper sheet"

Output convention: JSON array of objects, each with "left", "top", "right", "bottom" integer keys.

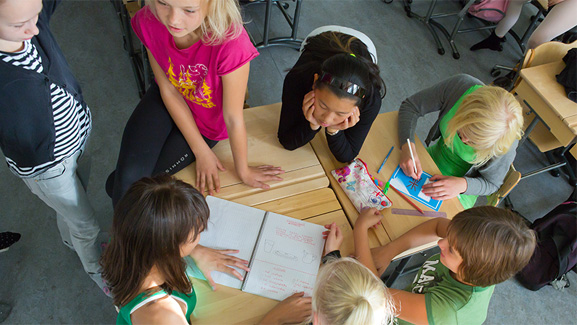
[
  {"left": 388, "top": 166, "right": 442, "bottom": 211},
  {"left": 186, "top": 196, "right": 266, "bottom": 289},
  {"left": 242, "top": 212, "right": 325, "bottom": 301}
]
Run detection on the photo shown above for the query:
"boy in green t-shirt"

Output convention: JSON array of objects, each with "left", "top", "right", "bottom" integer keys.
[{"left": 354, "top": 206, "right": 536, "bottom": 325}]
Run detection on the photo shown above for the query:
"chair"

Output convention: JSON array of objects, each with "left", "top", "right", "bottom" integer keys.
[{"left": 487, "top": 164, "right": 521, "bottom": 207}]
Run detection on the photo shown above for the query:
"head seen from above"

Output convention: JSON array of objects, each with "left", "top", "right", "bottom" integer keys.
[
  {"left": 146, "top": 0, "right": 242, "bottom": 45},
  {"left": 101, "top": 174, "right": 209, "bottom": 307},
  {"left": 446, "top": 85, "right": 524, "bottom": 166},
  {"left": 312, "top": 257, "right": 396, "bottom": 325},
  {"left": 0, "top": 0, "right": 42, "bottom": 52},
  {"left": 443, "top": 206, "right": 536, "bottom": 287}
]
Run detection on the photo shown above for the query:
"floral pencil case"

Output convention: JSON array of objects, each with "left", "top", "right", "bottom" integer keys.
[{"left": 331, "top": 158, "right": 392, "bottom": 212}]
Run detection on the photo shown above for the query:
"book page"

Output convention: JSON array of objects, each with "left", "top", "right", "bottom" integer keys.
[
  {"left": 186, "top": 196, "right": 266, "bottom": 289},
  {"left": 242, "top": 212, "right": 325, "bottom": 301}
]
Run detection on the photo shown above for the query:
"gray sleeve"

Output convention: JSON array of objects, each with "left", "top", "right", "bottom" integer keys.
[
  {"left": 398, "top": 74, "right": 484, "bottom": 144},
  {"left": 463, "top": 140, "right": 518, "bottom": 196}
]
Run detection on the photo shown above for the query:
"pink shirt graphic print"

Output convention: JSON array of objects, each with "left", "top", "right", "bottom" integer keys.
[{"left": 132, "top": 6, "right": 259, "bottom": 141}]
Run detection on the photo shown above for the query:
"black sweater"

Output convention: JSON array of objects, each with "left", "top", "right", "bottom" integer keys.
[
  {"left": 278, "top": 52, "right": 381, "bottom": 163},
  {"left": 0, "top": 0, "right": 86, "bottom": 170}
]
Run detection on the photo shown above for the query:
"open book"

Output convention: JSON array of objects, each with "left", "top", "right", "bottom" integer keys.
[{"left": 185, "top": 196, "right": 326, "bottom": 301}]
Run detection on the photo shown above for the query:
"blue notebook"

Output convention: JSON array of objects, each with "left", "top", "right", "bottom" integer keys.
[{"left": 388, "top": 166, "right": 442, "bottom": 211}]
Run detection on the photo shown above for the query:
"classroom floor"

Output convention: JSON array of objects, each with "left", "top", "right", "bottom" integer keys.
[{"left": 0, "top": 0, "right": 575, "bottom": 323}]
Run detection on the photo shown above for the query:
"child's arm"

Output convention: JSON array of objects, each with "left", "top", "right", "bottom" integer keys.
[
  {"left": 221, "top": 63, "right": 284, "bottom": 189},
  {"left": 371, "top": 217, "right": 450, "bottom": 275},
  {"left": 353, "top": 208, "right": 383, "bottom": 276},
  {"left": 148, "top": 52, "right": 225, "bottom": 195}
]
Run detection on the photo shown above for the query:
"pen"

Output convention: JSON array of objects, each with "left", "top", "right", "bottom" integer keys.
[
  {"left": 377, "top": 146, "right": 394, "bottom": 174},
  {"left": 406, "top": 139, "right": 418, "bottom": 176},
  {"left": 390, "top": 184, "right": 424, "bottom": 215}
]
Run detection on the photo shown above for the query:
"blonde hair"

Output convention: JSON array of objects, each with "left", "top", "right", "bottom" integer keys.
[
  {"left": 445, "top": 86, "right": 524, "bottom": 166},
  {"left": 446, "top": 207, "right": 536, "bottom": 287},
  {"left": 312, "top": 257, "right": 396, "bottom": 325},
  {"left": 145, "top": 0, "right": 243, "bottom": 45}
]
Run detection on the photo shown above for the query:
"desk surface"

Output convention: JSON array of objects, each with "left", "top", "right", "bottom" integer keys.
[
  {"left": 520, "top": 61, "right": 577, "bottom": 127},
  {"left": 311, "top": 111, "right": 464, "bottom": 255},
  {"left": 174, "top": 103, "right": 329, "bottom": 206},
  {"left": 189, "top": 188, "right": 353, "bottom": 324}
]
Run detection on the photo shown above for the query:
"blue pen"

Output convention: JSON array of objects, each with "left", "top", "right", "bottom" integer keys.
[{"left": 377, "top": 146, "right": 394, "bottom": 174}]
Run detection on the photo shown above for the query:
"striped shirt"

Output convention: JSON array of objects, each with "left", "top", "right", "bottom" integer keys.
[{"left": 0, "top": 40, "right": 91, "bottom": 177}]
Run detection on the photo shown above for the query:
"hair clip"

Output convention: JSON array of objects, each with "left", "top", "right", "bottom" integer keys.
[{"left": 320, "top": 72, "right": 366, "bottom": 99}]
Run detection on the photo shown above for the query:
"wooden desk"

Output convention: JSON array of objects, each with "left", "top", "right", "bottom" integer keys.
[
  {"left": 174, "top": 103, "right": 329, "bottom": 206},
  {"left": 516, "top": 61, "right": 577, "bottom": 181},
  {"left": 189, "top": 188, "right": 353, "bottom": 324},
  {"left": 310, "top": 111, "right": 464, "bottom": 257}
]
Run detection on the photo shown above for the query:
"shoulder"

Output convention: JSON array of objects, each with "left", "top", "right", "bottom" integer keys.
[
  {"left": 450, "top": 74, "right": 484, "bottom": 89},
  {"left": 217, "top": 27, "right": 256, "bottom": 52},
  {"left": 130, "top": 296, "right": 188, "bottom": 324},
  {"left": 131, "top": 6, "right": 161, "bottom": 37}
]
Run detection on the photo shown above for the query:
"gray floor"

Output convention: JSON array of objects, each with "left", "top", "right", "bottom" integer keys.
[{"left": 0, "top": 0, "right": 575, "bottom": 323}]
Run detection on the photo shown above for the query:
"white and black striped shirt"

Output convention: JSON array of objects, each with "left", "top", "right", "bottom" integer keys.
[{"left": 0, "top": 40, "right": 91, "bottom": 177}]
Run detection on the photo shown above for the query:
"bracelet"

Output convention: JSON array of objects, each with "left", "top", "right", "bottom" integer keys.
[{"left": 326, "top": 129, "right": 339, "bottom": 136}]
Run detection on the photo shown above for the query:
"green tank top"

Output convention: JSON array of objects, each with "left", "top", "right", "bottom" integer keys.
[
  {"left": 116, "top": 286, "right": 197, "bottom": 324},
  {"left": 426, "top": 85, "right": 482, "bottom": 209}
]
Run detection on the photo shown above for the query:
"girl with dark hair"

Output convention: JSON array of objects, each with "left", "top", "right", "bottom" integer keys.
[
  {"left": 101, "top": 174, "right": 311, "bottom": 324},
  {"left": 278, "top": 27, "right": 386, "bottom": 163}
]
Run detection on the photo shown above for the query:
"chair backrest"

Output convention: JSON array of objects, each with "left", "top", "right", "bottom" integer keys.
[
  {"left": 300, "top": 25, "right": 378, "bottom": 64},
  {"left": 487, "top": 164, "right": 521, "bottom": 207},
  {"left": 511, "top": 40, "right": 577, "bottom": 92}
]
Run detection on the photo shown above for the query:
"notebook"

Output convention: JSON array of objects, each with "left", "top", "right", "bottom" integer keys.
[{"left": 186, "top": 196, "right": 326, "bottom": 301}]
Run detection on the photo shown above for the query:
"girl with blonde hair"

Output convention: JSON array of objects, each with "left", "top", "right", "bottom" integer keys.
[
  {"left": 107, "top": 0, "right": 283, "bottom": 206},
  {"left": 398, "top": 74, "right": 523, "bottom": 209}
]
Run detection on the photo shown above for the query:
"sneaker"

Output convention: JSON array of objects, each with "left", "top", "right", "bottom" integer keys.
[{"left": 0, "top": 232, "right": 21, "bottom": 253}]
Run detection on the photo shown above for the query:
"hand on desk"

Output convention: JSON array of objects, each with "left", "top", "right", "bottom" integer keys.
[
  {"left": 355, "top": 208, "right": 383, "bottom": 230},
  {"left": 322, "top": 222, "right": 343, "bottom": 256},
  {"left": 188, "top": 245, "right": 250, "bottom": 290},
  {"left": 239, "top": 165, "right": 285, "bottom": 190},
  {"left": 400, "top": 142, "right": 423, "bottom": 180},
  {"left": 260, "top": 292, "right": 312, "bottom": 325},
  {"left": 422, "top": 175, "right": 467, "bottom": 200},
  {"left": 196, "top": 150, "right": 226, "bottom": 196}
]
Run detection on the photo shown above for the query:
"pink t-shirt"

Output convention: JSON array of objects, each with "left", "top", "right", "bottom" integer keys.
[{"left": 132, "top": 7, "right": 259, "bottom": 141}]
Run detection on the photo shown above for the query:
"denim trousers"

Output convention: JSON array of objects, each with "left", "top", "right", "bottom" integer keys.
[{"left": 21, "top": 149, "right": 106, "bottom": 291}]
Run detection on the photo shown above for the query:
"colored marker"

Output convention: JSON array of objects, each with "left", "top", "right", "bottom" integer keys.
[{"left": 377, "top": 146, "right": 394, "bottom": 174}]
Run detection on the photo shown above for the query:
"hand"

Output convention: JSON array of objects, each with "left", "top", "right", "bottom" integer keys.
[
  {"left": 322, "top": 222, "right": 343, "bottom": 256},
  {"left": 421, "top": 175, "right": 467, "bottom": 200},
  {"left": 371, "top": 245, "right": 392, "bottom": 277},
  {"left": 355, "top": 208, "right": 383, "bottom": 230},
  {"left": 260, "top": 292, "right": 312, "bottom": 325},
  {"left": 302, "top": 90, "right": 320, "bottom": 130},
  {"left": 188, "top": 245, "right": 250, "bottom": 290},
  {"left": 195, "top": 150, "right": 226, "bottom": 196},
  {"left": 326, "top": 106, "right": 360, "bottom": 133},
  {"left": 400, "top": 141, "right": 422, "bottom": 180},
  {"left": 239, "top": 165, "right": 285, "bottom": 190}
]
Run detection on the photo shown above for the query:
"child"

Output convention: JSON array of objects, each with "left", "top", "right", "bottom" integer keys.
[
  {"left": 355, "top": 207, "right": 536, "bottom": 324},
  {"left": 0, "top": 0, "right": 107, "bottom": 293},
  {"left": 398, "top": 74, "right": 524, "bottom": 209},
  {"left": 278, "top": 27, "right": 386, "bottom": 163},
  {"left": 101, "top": 174, "right": 312, "bottom": 324},
  {"left": 107, "top": 0, "right": 283, "bottom": 205}
]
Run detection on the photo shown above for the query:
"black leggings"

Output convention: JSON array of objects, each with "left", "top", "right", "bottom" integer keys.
[{"left": 107, "top": 82, "right": 218, "bottom": 206}]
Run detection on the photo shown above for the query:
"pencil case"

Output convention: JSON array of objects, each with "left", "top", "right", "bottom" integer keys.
[{"left": 331, "top": 158, "right": 392, "bottom": 212}]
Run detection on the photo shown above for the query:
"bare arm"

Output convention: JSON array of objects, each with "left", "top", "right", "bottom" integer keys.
[
  {"left": 148, "top": 51, "right": 224, "bottom": 195},
  {"left": 222, "top": 63, "right": 284, "bottom": 189}
]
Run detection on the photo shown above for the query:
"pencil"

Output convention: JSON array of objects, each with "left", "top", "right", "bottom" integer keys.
[
  {"left": 377, "top": 146, "right": 394, "bottom": 174},
  {"left": 406, "top": 139, "right": 418, "bottom": 176},
  {"left": 390, "top": 184, "right": 424, "bottom": 215}
]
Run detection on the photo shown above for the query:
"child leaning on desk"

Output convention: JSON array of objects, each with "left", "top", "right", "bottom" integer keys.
[
  {"left": 354, "top": 206, "right": 536, "bottom": 325},
  {"left": 101, "top": 174, "right": 311, "bottom": 324},
  {"left": 106, "top": 0, "right": 283, "bottom": 206},
  {"left": 277, "top": 27, "right": 386, "bottom": 163},
  {"left": 398, "top": 74, "right": 524, "bottom": 209}
]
